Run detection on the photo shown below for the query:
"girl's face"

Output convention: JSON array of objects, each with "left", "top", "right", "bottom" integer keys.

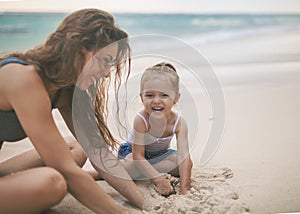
[
  {"left": 141, "top": 77, "right": 180, "bottom": 119},
  {"left": 76, "top": 43, "right": 118, "bottom": 90}
]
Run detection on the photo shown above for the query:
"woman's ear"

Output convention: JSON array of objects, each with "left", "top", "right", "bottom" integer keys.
[
  {"left": 174, "top": 93, "right": 181, "bottom": 104},
  {"left": 82, "top": 49, "right": 95, "bottom": 66}
]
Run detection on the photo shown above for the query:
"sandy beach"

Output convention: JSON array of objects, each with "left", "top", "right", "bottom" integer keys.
[
  {"left": 202, "top": 28, "right": 300, "bottom": 213},
  {"left": 1, "top": 26, "right": 300, "bottom": 213}
]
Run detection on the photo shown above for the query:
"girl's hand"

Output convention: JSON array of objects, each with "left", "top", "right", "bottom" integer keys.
[
  {"left": 142, "top": 199, "right": 152, "bottom": 211},
  {"left": 152, "top": 175, "right": 174, "bottom": 196}
]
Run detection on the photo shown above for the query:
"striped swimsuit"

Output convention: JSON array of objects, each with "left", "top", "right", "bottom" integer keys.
[{"left": 118, "top": 112, "right": 180, "bottom": 164}]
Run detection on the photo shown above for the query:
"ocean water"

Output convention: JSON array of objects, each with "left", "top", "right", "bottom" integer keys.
[{"left": 1, "top": 12, "right": 300, "bottom": 54}]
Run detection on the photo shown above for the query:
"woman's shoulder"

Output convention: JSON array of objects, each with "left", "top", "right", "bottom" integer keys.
[
  {"left": 1, "top": 63, "right": 42, "bottom": 90},
  {"left": 1, "top": 61, "right": 36, "bottom": 76},
  {"left": 1, "top": 63, "right": 49, "bottom": 106}
]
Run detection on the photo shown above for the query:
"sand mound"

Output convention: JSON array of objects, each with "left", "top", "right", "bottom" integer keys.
[
  {"left": 50, "top": 167, "right": 249, "bottom": 214},
  {"left": 133, "top": 167, "right": 249, "bottom": 214}
]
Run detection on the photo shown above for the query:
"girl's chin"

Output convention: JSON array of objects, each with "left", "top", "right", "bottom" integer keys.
[{"left": 150, "top": 111, "right": 165, "bottom": 118}]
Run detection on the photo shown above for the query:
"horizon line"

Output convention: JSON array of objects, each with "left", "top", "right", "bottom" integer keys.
[{"left": 1, "top": 10, "right": 300, "bottom": 15}]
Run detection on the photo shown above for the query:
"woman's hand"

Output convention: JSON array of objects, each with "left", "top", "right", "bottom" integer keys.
[
  {"left": 152, "top": 175, "right": 174, "bottom": 196},
  {"left": 141, "top": 200, "right": 152, "bottom": 211}
]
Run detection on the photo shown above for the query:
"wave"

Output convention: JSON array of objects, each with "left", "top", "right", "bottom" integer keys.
[
  {"left": 1, "top": 12, "right": 300, "bottom": 51},
  {"left": 0, "top": 26, "right": 28, "bottom": 34}
]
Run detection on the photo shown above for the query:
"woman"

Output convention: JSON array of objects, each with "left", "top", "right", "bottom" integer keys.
[{"left": 0, "top": 8, "right": 147, "bottom": 213}]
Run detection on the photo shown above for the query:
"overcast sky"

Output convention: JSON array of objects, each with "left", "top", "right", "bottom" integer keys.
[{"left": 1, "top": 0, "right": 300, "bottom": 14}]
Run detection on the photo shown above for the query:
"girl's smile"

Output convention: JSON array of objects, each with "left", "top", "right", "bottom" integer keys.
[{"left": 141, "top": 78, "right": 179, "bottom": 118}]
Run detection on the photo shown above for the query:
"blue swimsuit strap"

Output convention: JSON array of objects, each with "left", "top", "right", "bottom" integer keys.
[
  {"left": 0, "top": 57, "right": 29, "bottom": 66},
  {"left": 0, "top": 57, "right": 62, "bottom": 108}
]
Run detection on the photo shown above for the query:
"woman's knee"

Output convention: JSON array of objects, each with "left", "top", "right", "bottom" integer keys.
[
  {"left": 0, "top": 167, "right": 67, "bottom": 213},
  {"left": 34, "top": 167, "right": 67, "bottom": 205},
  {"left": 65, "top": 136, "right": 87, "bottom": 167},
  {"left": 73, "top": 147, "right": 87, "bottom": 167}
]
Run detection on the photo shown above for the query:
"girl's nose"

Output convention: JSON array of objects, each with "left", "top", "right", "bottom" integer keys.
[{"left": 153, "top": 95, "right": 161, "bottom": 103}]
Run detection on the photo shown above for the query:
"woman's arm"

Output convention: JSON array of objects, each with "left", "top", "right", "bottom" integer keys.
[
  {"left": 7, "top": 67, "right": 126, "bottom": 214},
  {"left": 90, "top": 153, "right": 149, "bottom": 210},
  {"left": 176, "top": 118, "right": 192, "bottom": 194},
  {"left": 58, "top": 86, "right": 148, "bottom": 210},
  {"left": 57, "top": 86, "right": 76, "bottom": 136}
]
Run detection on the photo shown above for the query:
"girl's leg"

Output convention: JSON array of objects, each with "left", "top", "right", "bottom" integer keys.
[
  {"left": 120, "top": 153, "right": 142, "bottom": 179},
  {"left": 121, "top": 153, "right": 180, "bottom": 179},
  {"left": 0, "top": 136, "right": 86, "bottom": 176},
  {"left": 0, "top": 167, "right": 67, "bottom": 214},
  {"left": 158, "top": 154, "right": 193, "bottom": 177},
  {"left": 152, "top": 154, "right": 179, "bottom": 176},
  {"left": 88, "top": 153, "right": 137, "bottom": 180}
]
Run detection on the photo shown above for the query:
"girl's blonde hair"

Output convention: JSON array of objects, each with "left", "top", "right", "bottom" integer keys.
[{"left": 140, "top": 62, "right": 180, "bottom": 94}]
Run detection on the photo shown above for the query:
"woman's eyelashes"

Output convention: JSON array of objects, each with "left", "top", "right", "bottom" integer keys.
[{"left": 103, "top": 56, "right": 113, "bottom": 66}]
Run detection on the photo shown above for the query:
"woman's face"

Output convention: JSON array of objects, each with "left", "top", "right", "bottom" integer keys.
[{"left": 76, "top": 43, "right": 118, "bottom": 90}]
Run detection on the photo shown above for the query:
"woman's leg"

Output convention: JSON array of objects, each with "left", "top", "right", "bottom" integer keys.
[
  {"left": 65, "top": 136, "right": 87, "bottom": 166},
  {"left": 0, "top": 136, "right": 87, "bottom": 176},
  {"left": 0, "top": 167, "right": 67, "bottom": 214}
]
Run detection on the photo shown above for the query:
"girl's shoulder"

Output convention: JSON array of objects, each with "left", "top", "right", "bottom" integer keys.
[
  {"left": 136, "top": 110, "right": 148, "bottom": 119},
  {"left": 133, "top": 110, "right": 149, "bottom": 132},
  {"left": 172, "top": 112, "right": 188, "bottom": 134}
]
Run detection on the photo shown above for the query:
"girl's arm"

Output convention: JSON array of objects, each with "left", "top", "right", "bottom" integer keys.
[
  {"left": 176, "top": 118, "right": 193, "bottom": 194},
  {"left": 7, "top": 67, "right": 126, "bottom": 214},
  {"left": 58, "top": 87, "right": 147, "bottom": 210},
  {"left": 132, "top": 116, "right": 174, "bottom": 196}
]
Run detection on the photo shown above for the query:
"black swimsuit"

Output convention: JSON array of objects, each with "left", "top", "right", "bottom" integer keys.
[{"left": 0, "top": 57, "right": 62, "bottom": 144}]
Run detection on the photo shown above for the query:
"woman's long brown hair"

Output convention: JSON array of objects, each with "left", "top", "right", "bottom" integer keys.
[{"left": 1, "top": 8, "right": 130, "bottom": 151}]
